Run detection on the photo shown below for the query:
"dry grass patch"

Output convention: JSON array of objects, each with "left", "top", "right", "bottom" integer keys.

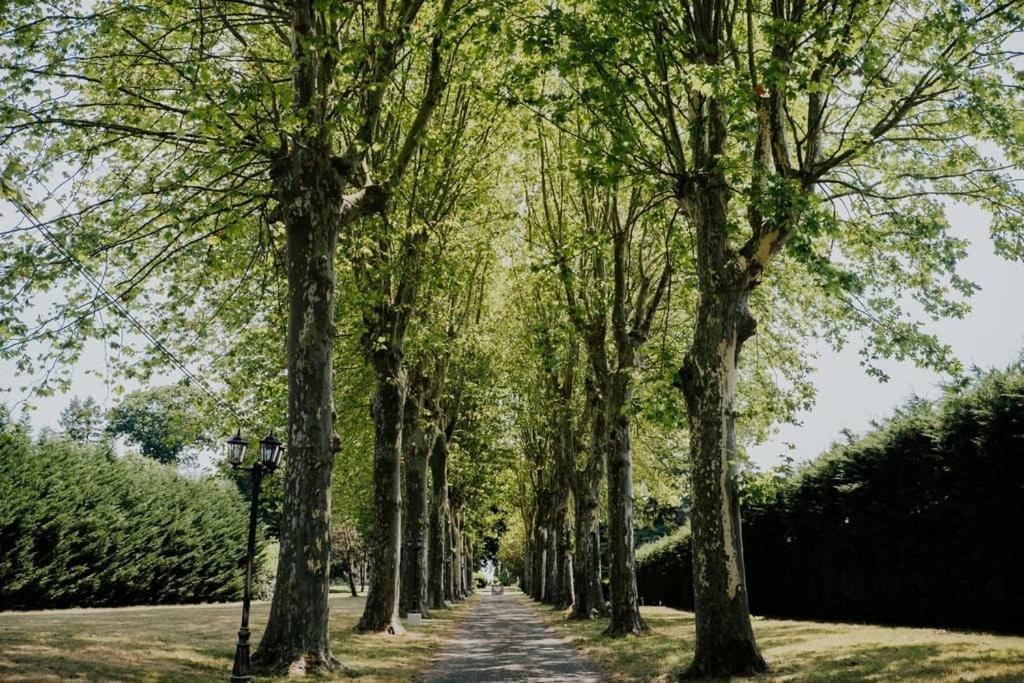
[
  {"left": 0, "top": 593, "right": 473, "bottom": 682},
  {"left": 524, "top": 596, "right": 1024, "bottom": 682}
]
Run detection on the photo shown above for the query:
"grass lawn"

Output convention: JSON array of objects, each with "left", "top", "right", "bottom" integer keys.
[
  {"left": 525, "top": 596, "right": 1024, "bottom": 682},
  {"left": 0, "top": 593, "right": 473, "bottom": 682}
]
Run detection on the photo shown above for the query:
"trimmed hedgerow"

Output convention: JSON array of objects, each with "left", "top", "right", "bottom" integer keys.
[
  {"left": 635, "top": 524, "right": 692, "bottom": 609},
  {"left": 637, "top": 366, "right": 1024, "bottom": 633},
  {"left": 0, "top": 431, "right": 255, "bottom": 609}
]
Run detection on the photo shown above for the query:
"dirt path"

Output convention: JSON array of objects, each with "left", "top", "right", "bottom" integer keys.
[{"left": 419, "top": 591, "right": 604, "bottom": 682}]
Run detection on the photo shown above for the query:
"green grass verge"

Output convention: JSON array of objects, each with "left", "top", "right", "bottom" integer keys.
[
  {"left": 523, "top": 596, "right": 1024, "bottom": 682},
  {"left": 0, "top": 593, "right": 474, "bottom": 682}
]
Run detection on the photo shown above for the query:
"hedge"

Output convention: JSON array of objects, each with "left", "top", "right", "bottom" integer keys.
[
  {"left": 637, "top": 367, "right": 1024, "bottom": 633},
  {"left": 635, "top": 524, "right": 693, "bottom": 609},
  {"left": 0, "top": 431, "right": 257, "bottom": 609}
]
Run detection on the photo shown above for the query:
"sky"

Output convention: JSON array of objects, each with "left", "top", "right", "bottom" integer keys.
[
  {"left": 3, "top": 203, "right": 1024, "bottom": 470},
  {"left": 747, "top": 203, "right": 1024, "bottom": 467}
]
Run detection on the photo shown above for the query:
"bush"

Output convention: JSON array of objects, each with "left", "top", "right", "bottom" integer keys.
[
  {"left": 473, "top": 571, "right": 488, "bottom": 588},
  {"left": 635, "top": 525, "right": 692, "bottom": 608},
  {"left": 0, "top": 432, "right": 256, "bottom": 609},
  {"left": 637, "top": 367, "right": 1024, "bottom": 633}
]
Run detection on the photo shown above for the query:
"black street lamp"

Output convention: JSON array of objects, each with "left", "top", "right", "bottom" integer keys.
[{"left": 226, "top": 429, "right": 284, "bottom": 683}]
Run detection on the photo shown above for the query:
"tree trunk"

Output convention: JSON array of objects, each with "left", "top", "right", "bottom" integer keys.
[
  {"left": 427, "top": 432, "right": 449, "bottom": 609},
  {"left": 529, "top": 518, "right": 544, "bottom": 600},
  {"left": 464, "top": 533, "right": 474, "bottom": 594},
  {"left": 522, "top": 541, "right": 533, "bottom": 595},
  {"left": 604, "top": 393, "right": 647, "bottom": 635},
  {"left": 400, "top": 395, "right": 431, "bottom": 618},
  {"left": 544, "top": 524, "right": 554, "bottom": 603},
  {"left": 678, "top": 287, "right": 766, "bottom": 677},
  {"left": 254, "top": 151, "right": 341, "bottom": 675},
  {"left": 558, "top": 519, "right": 574, "bottom": 609},
  {"left": 451, "top": 506, "right": 465, "bottom": 600},
  {"left": 572, "top": 394, "right": 606, "bottom": 619},
  {"left": 571, "top": 489, "right": 603, "bottom": 618},
  {"left": 344, "top": 557, "right": 358, "bottom": 597},
  {"left": 356, "top": 365, "right": 406, "bottom": 633},
  {"left": 537, "top": 525, "right": 548, "bottom": 602},
  {"left": 443, "top": 503, "right": 454, "bottom": 602},
  {"left": 543, "top": 500, "right": 571, "bottom": 608}
]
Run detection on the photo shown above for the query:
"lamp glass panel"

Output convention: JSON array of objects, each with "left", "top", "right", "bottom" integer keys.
[
  {"left": 259, "top": 432, "right": 282, "bottom": 467},
  {"left": 226, "top": 432, "right": 248, "bottom": 466}
]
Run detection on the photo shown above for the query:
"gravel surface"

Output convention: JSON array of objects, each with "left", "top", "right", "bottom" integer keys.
[{"left": 419, "top": 591, "right": 604, "bottom": 682}]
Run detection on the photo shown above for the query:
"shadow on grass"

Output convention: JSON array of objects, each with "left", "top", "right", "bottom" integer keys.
[
  {"left": 526, "top": 602, "right": 1024, "bottom": 683},
  {"left": 768, "top": 642, "right": 1024, "bottom": 682},
  {"left": 0, "top": 594, "right": 471, "bottom": 682}
]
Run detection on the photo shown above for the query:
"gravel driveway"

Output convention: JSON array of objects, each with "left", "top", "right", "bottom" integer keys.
[{"left": 419, "top": 591, "right": 604, "bottom": 682}]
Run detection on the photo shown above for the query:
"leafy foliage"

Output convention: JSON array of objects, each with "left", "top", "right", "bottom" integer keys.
[
  {"left": 105, "top": 384, "right": 216, "bottom": 465},
  {"left": 58, "top": 396, "right": 104, "bottom": 443},
  {"left": 637, "top": 365, "right": 1024, "bottom": 632},
  {"left": 0, "top": 432, "right": 256, "bottom": 609}
]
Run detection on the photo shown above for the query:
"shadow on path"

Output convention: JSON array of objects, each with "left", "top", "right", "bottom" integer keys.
[{"left": 420, "top": 591, "right": 603, "bottom": 682}]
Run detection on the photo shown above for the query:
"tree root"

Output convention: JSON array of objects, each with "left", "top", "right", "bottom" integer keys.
[
  {"left": 254, "top": 648, "right": 353, "bottom": 678},
  {"left": 602, "top": 619, "right": 649, "bottom": 637},
  {"left": 678, "top": 650, "right": 768, "bottom": 680}
]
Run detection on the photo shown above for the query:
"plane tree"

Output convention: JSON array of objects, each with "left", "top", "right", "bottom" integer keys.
[
  {"left": 0, "top": 0, "right": 494, "bottom": 671},
  {"left": 524, "top": 0, "right": 1024, "bottom": 675}
]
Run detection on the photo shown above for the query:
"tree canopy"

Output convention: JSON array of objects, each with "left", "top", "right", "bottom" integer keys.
[{"left": 2, "top": 0, "right": 1023, "bottom": 676}]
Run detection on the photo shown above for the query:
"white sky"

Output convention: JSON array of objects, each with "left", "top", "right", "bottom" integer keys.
[
  {"left": 2, "top": 203, "right": 1023, "bottom": 471},
  {"left": 748, "top": 203, "right": 1024, "bottom": 467}
]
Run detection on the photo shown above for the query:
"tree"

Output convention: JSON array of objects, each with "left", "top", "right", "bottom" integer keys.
[
  {"left": 504, "top": 276, "right": 579, "bottom": 609},
  {"left": 262, "top": 0, "right": 461, "bottom": 662},
  {"left": 2, "top": 0, "right": 482, "bottom": 670},
  {"left": 525, "top": 127, "right": 678, "bottom": 631},
  {"left": 351, "top": 56, "right": 508, "bottom": 631},
  {"left": 5, "top": 0, "right": 1021, "bottom": 676},
  {"left": 330, "top": 523, "right": 366, "bottom": 598},
  {"left": 59, "top": 396, "right": 104, "bottom": 443},
  {"left": 106, "top": 384, "right": 215, "bottom": 465},
  {"left": 525, "top": 0, "right": 1024, "bottom": 675}
]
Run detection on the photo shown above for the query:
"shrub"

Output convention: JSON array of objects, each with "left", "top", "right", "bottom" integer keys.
[
  {"left": 0, "top": 432, "right": 256, "bottom": 609},
  {"left": 636, "top": 525, "right": 692, "bottom": 608},
  {"left": 637, "top": 367, "right": 1024, "bottom": 633},
  {"left": 473, "top": 571, "right": 488, "bottom": 588}
]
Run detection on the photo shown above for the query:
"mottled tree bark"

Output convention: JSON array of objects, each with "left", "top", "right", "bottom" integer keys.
[
  {"left": 602, "top": 223, "right": 668, "bottom": 636},
  {"left": 527, "top": 513, "right": 545, "bottom": 600},
  {"left": 604, "top": 390, "right": 647, "bottom": 635},
  {"left": 571, "top": 397, "right": 606, "bottom": 619},
  {"left": 675, "top": 167, "right": 767, "bottom": 675},
  {"left": 357, "top": 357, "right": 406, "bottom": 634},
  {"left": 571, "top": 489, "right": 603, "bottom": 618},
  {"left": 557, "top": 518, "right": 574, "bottom": 609},
  {"left": 522, "top": 541, "right": 533, "bottom": 596},
  {"left": 427, "top": 432, "right": 449, "bottom": 609},
  {"left": 444, "top": 505, "right": 456, "bottom": 603},
  {"left": 534, "top": 524, "right": 547, "bottom": 601},
  {"left": 464, "top": 533, "right": 474, "bottom": 594},
  {"left": 399, "top": 384, "right": 431, "bottom": 618},
  {"left": 678, "top": 289, "right": 765, "bottom": 676},
  {"left": 450, "top": 505, "right": 465, "bottom": 600},
  {"left": 254, "top": 148, "right": 342, "bottom": 674},
  {"left": 542, "top": 504, "right": 572, "bottom": 608},
  {"left": 542, "top": 521, "right": 556, "bottom": 603}
]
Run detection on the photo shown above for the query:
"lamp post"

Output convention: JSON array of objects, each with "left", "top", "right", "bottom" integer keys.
[{"left": 226, "top": 429, "right": 284, "bottom": 683}]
